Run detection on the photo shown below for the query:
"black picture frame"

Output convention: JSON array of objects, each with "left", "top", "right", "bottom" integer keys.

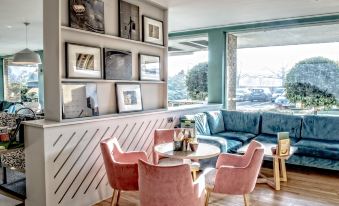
[
  {"left": 69, "top": 0, "right": 105, "bottom": 34},
  {"left": 103, "top": 48, "right": 132, "bottom": 80},
  {"left": 142, "top": 15, "right": 164, "bottom": 46},
  {"left": 118, "top": 0, "right": 140, "bottom": 41},
  {"left": 115, "top": 83, "right": 143, "bottom": 113},
  {"left": 139, "top": 53, "right": 161, "bottom": 81},
  {"left": 65, "top": 42, "right": 103, "bottom": 79}
]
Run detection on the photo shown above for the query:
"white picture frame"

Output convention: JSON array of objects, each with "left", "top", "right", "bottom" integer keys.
[
  {"left": 142, "top": 16, "right": 164, "bottom": 46},
  {"left": 116, "top": 83, "right": 143, "bottom": 113}
]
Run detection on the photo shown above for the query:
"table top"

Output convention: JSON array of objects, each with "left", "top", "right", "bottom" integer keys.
[
  {"left": 154, "top": 142, "right": 221, "bottom": 160},
  {"left": 237, "top": 142, "right": 297, "bottom": 159}
]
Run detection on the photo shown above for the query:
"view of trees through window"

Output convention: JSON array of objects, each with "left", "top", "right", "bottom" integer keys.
[
  {"left": 236, "top": 42, "right": 339, "bottom": 115},
  {"left": 3, "top": 58, "right": 39, "bottom": 103},
  {"left": 168, "top": 51, "right": 208, "bottom": 107}
]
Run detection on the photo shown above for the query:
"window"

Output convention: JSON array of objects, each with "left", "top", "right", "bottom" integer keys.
[
  {"left": 3, "top": 58, "right": 39, "bottom": 103},
  {"left": 168, "top": 35, "right": 208, "bottom": 107},
  {"left": 235, "top": 27, "right": 339, "bottom": 115}
]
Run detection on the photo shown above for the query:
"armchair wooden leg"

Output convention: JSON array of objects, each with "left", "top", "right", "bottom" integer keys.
[
  {"left": 205, "top": 189, "right": 211, "bottom": 206},
  {"left": 192, "top": 170, "right": 197, "bottom": 180},
  {"left": 116, "top": 190, "right": 121, "bottom": 204},
  {"left": 243, "top": 194, "right": 250, "bottom": 206},
  {"left": 111, "top": 189, "right": 116, "bottom": 206}
]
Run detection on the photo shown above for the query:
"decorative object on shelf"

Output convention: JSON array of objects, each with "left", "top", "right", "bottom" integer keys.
[
  {"left": 119, "top": 0, "right": 140, "bottom": 41},
  {"left": 142, "top": 16, "right": 164, "bottom": 46},
  {"left": 103, "top": 48, "right": 132, "bottom": 80},
  {"left": 12, "top": 22, "right": 42, "bottom": 65},
  {"left": 116, "top": 83, "right": 143, "bottom": 113},
  {"left": 66, "top": 43, "right": 102, "bottom": 79},
  {"left": 139, "top": 54, "right": 161, "bottom": 81},
  {"left": 277, "top": 132, "right": 290, "bottom": 156},
  {"left": 62, "top": 83, "right": 99, "bottom": 119},
  {"left": 69, "top": 0, "right": 105, "bottom": 34}
]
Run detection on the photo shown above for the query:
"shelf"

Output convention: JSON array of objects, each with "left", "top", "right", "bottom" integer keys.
[
  {"left": 61, "top": 78, "right": 166, "bottom": 84},
  {"left": 61, "top": 26, "right": 166, "bottom": 49}
]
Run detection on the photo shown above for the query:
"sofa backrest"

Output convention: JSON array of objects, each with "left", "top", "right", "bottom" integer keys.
[
  {"left": 261, "top": 112, "right": 302, "bottom": 138},
  {"left": 302, "top": 115, "right": 339, "bottom": 141},
  {"left": 221, "top": 110, "right": 261, "bottom": 135},
  {"left": 182, "top": 113, "right": 211, "bottom": 135},
  {"left": 205, "top": 111, "right": 225, "bottom": 134}
]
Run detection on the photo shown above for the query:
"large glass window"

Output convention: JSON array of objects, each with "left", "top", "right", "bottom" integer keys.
[
  {"left": 3, "top": 58, "right": 39, "bottom": 103},
  {"left": 236, "top": 38, "right": 339, "bottom": 115},
  {"left": 168, "top": 35, "right": 208, "bottom": 107}
]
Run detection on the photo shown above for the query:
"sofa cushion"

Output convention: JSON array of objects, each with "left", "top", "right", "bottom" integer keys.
[
  {"left": 205, "top": 111, "right": 225, "bottom": 134},
  {"left": 216, "top": 131, "right": 256, "bottom": 143},
  {"left": 261, "top": 112, "right": 302, "bottom": 138},
  {"left": 221, "top": 110, "right": 261, "bottom": 135},
  {"left": 295, "top": 139, "right": 339, "bottom": 160},
  {"left": 302, "top": 115, "right": 339, "bottom": 141},
  {"left": 182, "top": 113, "right": 211, "bottom": 135},
  {"left": 198, "top": 135, "right": 243, "bottom": 153},
  {"left": 254, "top": 134, "right": 299, "bottom": 145}
]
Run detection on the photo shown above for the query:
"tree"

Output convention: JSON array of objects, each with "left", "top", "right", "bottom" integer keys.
[
  {"left": 285, "top": 57, "right": 339, "bottom": 109},
  {"left": 186, "top": 62, "right": 208, "bottom": 100},
  {"left": 168, "top": 70, "right": 188, "bottom": 100}
]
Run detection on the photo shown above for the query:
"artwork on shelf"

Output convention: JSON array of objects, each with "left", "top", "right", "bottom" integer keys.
[
  {"left": 62, "top": 83, "right": 99, "bottom": 119},
  {"left": 69, "top": 0, "right": 105, "bottom": 34},
  {"left": 142, "top": 16, "right": 164, "bottom": 45},
  {"left": 66, "top": 43, "right": 102, "bottom": 79},
  {"left": 116, "top": 83, "right": 143, "bottom": 113},
  {"left": 119, "top": 0, "right": 140, "bottom": 41},
  {"left": 139, "top": 54, "right": 161, "bottom": 81},
  {"left": 104, "top": 48, "right": 132, "bottom": 80}
]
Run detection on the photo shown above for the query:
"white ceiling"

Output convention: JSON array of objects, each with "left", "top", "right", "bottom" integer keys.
[
  {"left": 0, "top": 0, "right": 42, "bottom": 56},
  {"left": 150, "top": 0, "right": 339, "bottom": 32}
]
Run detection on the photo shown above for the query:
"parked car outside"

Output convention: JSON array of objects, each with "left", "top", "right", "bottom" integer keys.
[
  {"left": 249, "top": 88, "right": 272, "bottom": 102},
  {"left": 271, "top": 88, "right": 285, "bottom": 102},
  {"left": 274, "top": 92, "right": 295, "bottom": 108},
  {"left": 236, "top": 88, "right": 251, "bottom": 101}
]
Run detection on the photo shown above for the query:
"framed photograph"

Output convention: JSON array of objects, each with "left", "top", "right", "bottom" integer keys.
[
  {"left": 142, "top": 16, "right": 164, "bottom": 45},
  {"left": 69, "top": 0, "right": 105, "bottom": 34},
  {"left": 62, "top": 83, "right": 99, "bottom": 119},
  {"left": 139, "top": 54, "right": 161, "bottom": 81},
  {"left": 119, "top": 0, "right": 140, "bottom": 41},
  {"left": 66, "top": 43, "right": 102, "bottom": 79},
  {"left": 104, "top": 48, "right": 132, "bottom": 80},
  {"left": 116, "top": 83, "right": 143, "bottom": 113}
]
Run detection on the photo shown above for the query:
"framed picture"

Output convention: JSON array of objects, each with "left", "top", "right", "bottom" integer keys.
[
  {"left": 142, "top": 16, "right": 164, "bottom": 45},
  {"left": 66, "top": 43, "right": 102, "bottom": 79},
  {"left": 104, "top": 48, "right": 132, "bottom": 80},
  {"left": 139, "top": 54, "right": 161, "bottom": 81},
  {"left": 62, "top": 83, "right": 99, "bottom": 119},
  {"left": 116, "top": 83, "right": 143, "bottom": 113},
  {"left": 69, "top": 0, "right": 105, "bottom": 34},
  {"left": 119, "top": 0, "right": 140, "bottom": 41}
]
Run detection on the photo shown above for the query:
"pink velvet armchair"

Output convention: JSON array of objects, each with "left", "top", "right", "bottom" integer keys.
[
  {"left": 153, "top": 129, "right": 200, "bottom": 179},
  {"left": 138, "top": 159, "right": 206, "bottom": 206},
  {"left": 204, "top": 140, "right": 264, "bottom": 206},
  {"left": 100, "top": 137, "right": 147, "bottom": 206}
]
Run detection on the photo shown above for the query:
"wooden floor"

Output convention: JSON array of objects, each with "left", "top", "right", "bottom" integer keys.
[{"left": 94, "top": 165, "right": 339, "bottom": 206}]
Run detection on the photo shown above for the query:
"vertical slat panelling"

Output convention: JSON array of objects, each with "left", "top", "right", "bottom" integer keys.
[{"left": 42, "top": 106, "right": 221, "bottom": 206}]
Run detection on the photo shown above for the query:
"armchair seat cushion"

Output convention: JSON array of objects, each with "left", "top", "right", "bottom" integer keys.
[
  {"left": 295, "top": 139, "right": 339, "bottom": 160},
  {"left": 254, "top": 134, "right": 299, "bottom": 145},
  {"left": 216, "top": 132, "right": 256, "bottom": 143}
]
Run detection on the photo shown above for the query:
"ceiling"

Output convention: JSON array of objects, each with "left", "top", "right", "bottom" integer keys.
[
  {"left": 0, "top": 0, "right": 42, "bottom": 56},
  {"left": 150, "top": 0, "right": 339, "bottom": 32}
]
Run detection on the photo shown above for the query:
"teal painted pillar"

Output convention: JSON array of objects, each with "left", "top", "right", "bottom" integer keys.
[
  {"left": 37, "top": 51, "right": 44, "bottom": 109},
  {"left": 0, "top": 57, "right": 4, "bottom": 101},
  {"left": 208, "top": 30, "right": 226, "bottom": 107}
]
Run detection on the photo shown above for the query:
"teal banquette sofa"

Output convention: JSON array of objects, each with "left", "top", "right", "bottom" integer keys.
[{"left": 183, "top": 110, "right": 339, "bottom": 171}]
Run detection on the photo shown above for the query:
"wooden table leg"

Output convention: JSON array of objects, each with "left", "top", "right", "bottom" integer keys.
[
  {"left": 273, "top": 157, "right": 281, "bottom": 190},
  {"left": 280, "top": 159, "right": 287, "bottom": 182}
]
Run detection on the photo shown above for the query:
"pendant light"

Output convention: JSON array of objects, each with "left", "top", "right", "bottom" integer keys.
[{"left": 12, "top": 22, "right": 41, "bottom": 65}]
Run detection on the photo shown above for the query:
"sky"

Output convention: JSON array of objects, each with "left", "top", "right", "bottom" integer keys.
[{"left": 168, "top": 42, "right": 339, "bottom": 77}]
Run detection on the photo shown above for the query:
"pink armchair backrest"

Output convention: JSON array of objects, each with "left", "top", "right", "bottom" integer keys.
[
  {"left": 214, "top": 140, "right": 264, "bottom": 195},
  {"left": 153, "top": 129, "right": 181, "bottom": 164},
  {"left": 138, "top": 160, "right": 205, "bottom": 206},
  {"left": 100, "top": 138, "right": 143, "bottom": 191}
]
